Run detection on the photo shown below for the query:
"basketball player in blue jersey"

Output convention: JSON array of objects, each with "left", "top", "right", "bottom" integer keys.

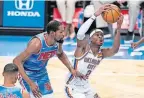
[
  {"left": 13, "top": 20, "right": 83, "bottom": 98},
  {"left": 65, "top": 4, "right": 124, "bottom": 98},
  {"left": 0, "top": 63, "right": 29, "bottom": 98}
]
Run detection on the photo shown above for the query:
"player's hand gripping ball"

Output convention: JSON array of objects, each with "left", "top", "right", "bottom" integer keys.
[{"left": 102, "top": 4, "right": 121, "bottom": 23}]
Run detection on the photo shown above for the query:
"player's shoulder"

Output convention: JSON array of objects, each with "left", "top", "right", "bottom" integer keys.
[{"left": 29, "top": 37, "right": 41, "bottom": 48}]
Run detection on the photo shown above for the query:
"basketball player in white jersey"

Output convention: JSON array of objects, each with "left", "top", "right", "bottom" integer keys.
[{"left": 65, "top": 4, "right": 124, "bottom": 98}]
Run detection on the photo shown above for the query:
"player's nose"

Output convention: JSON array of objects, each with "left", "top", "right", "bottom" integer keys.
[{"left": 99, "top": 35, "right": 102, "bottom": 38}]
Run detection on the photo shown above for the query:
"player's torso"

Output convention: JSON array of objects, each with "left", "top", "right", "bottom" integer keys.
[
  {"left": 23, "top": 32, "right": 58, "bottom": 71},
  {"left": 0, "top": 86, "right": 22, "bottom": 98},
  {"left": 66, "top": 49, "right": 103, "bottom": 91}
]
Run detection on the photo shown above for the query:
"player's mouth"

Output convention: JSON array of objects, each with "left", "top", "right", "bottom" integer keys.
[{"left": 99, "top": 40, "right": 103, "bottom": 45}]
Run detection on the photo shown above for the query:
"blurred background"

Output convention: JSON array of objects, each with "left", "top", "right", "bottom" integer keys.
[{"left": 0, "top": 0, "right": 144, "bottom": 59}]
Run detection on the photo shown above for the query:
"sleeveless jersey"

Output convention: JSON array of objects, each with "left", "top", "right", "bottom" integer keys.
[
  {"left": 0, "top": 86, "right": 23, "bottom": 98},
  {"left": 66, "top": 49, "right": 103, "bottom": 92},
  {"left": 23, "top": 32, "right": 58, "bottom": 71}
]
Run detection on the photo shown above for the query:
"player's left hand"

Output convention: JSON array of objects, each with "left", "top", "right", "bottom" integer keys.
[
  {"left": 131, "top": 42, "right": 139, "bottom": 49},
  {"left": 117, "top": 13, "right": 124, "bottom": 29}
]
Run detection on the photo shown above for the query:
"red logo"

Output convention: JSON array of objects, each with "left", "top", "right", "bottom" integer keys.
[
  {"left": 38, "top": 50, "right": 56, "bottom": 60},
  {"left": 45, "top": 83, "right": 52, "bottom": 91}
]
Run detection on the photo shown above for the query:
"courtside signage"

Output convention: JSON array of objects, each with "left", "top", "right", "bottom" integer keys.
[{"left": 3, "top": 0, "right": 45, "bottom": 28}]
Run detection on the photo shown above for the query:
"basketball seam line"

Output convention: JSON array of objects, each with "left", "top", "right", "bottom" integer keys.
[
  {"left": 111, "top": 7, "right": 120, "bottom": 17},
  {"left": 111, "top": 9, "right": 114, "bottom": 23},
  {"left": 106, "top": 11, "right": 108, "bottom": 22}
]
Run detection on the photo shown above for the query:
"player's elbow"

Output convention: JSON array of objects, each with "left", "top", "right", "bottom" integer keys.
[
  {"left": 77, "top": 33, "right": 85, "bottom": 40},
  {"left": 112, "top": 44, "right": 120, "bottom": 53},
  {"left": 57, "top": 51, "right": 64, "bottom": 58},
  {"left": 114, "top": 49, "right": 119, "bottom": 54}
]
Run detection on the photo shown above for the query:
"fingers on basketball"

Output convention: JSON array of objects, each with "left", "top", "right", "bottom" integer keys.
[{"left": 102, "top": 4, "right": 121, "bottom": 23}]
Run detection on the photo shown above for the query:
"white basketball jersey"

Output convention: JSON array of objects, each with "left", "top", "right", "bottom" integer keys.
[{"left": 66, "top": 49, "right": 103, "bottom": 92}]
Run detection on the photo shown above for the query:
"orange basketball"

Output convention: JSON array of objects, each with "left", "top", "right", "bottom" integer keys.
[{"left": 102, "top": 4, "right": 121, "bottom": 23}]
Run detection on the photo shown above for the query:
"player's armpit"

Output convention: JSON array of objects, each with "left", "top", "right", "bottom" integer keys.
[
  {"left": 77, "top": 36, "right": 88, "bottom": 48},
  {"left": 75, "top": 39, "right": 88, "bottom": 58},
  {"left": 102, "top": 48, "right": 119, "bottom": 58}
]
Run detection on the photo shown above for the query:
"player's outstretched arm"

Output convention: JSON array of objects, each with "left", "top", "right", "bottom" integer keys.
[
  {"left": 76, "top": 4, "right": 112, "bottom": 58},
  {"left": 131, "top": 37, "right": 144, "bottom": 49},
  {"left": 56, "top": 42, "right": 73, "bottom": 73},
  {"left": 57, "top": 43, "right": 85, "bottom": 78},
  {"left": 102, "top": 14, "right": 123, "bottom": 57},
  {"left": 13, "top": 38, "right": 42, "bottom": 98}
]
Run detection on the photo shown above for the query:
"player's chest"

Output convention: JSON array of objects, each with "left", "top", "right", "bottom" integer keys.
[
  {"left": 37, "top": 49, "right": 57, "bottom": 60},
  {"left": 78, "top": 54, "right": 103, "bottom": 71}
]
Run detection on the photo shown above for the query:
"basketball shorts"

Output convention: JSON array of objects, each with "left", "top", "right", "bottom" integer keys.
[
  {"left": 65, "top": 86, "right": 100, "bottom": 98},
  {"left": 18, "top": 69, "right": 53, "bottom": 98}
]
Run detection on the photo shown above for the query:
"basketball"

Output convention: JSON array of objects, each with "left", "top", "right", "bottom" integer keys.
[{"left": 102, "top": 4, "right": 121, "bottom": 23}]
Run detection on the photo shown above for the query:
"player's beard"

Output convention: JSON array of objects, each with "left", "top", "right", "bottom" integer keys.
[{"left": 54, "top": 37, "right": 59, "bottom": 42}]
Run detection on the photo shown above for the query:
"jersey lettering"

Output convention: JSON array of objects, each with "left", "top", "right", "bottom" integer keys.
[{"left": 38, "top": 50, "right": 56, "bottom": 60}]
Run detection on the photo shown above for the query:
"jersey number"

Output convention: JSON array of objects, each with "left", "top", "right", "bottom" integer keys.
[{"left": 85, "top": 70, "right": 92, "bottom": 79}]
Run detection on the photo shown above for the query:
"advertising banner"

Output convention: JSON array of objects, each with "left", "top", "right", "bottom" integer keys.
[
  {"left": 0, "top": 1, "right": 3, "bottom": 26},
  {"left": 3, "top": 0, "right": 45, "bottom": 28}
]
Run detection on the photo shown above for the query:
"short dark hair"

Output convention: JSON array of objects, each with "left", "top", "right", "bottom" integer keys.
[
  {"left": 46, "top": 20, "right": 62, "bottom": 34},
  {"left": 3, "top": 63, "right": 18, "bottom": 73}
]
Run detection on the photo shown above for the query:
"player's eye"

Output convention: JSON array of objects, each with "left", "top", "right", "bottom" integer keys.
[{"left": 96, "top": 34, "right": 99, "bottom": 36}]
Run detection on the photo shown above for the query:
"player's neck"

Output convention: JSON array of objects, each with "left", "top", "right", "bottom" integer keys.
[
  {"left": 45, "top": 34, "right": 56, "bottom": 46},
  {"left": 90, "top": 44, "right": 100, "bottom": 56},
  {"left": 90, "top": 43, "right": 100, "bottom": 50},
  {"left": 3, "top": 79, "right": 15, "bottom": 87}
]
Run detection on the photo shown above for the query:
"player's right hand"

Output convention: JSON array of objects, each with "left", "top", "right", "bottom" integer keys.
[
  {"left": 29, "top": 81, "right": 42, "bottom": 98},
  {"left": 131, "top": 42, "right": 139, "bottom": 49}
]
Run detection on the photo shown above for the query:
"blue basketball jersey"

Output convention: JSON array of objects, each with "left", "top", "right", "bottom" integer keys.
[
  {"left": 0, "top": 86, "right": 23, "bottom": 98},
  {"left": 23, "top": 32, "right": 58, "bottom": 71}
]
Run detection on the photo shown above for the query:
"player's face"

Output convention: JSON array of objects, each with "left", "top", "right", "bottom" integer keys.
[
  {"left": 91, "top": 31, "right": 104, "bottom": 46},
  {"left": 54, "top": 25, "right": 64, "bottom": 41}
]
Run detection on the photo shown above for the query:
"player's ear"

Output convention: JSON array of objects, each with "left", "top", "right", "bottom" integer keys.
[{"left": 50, "top": 31, "right": 55, "bottom": 36}]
